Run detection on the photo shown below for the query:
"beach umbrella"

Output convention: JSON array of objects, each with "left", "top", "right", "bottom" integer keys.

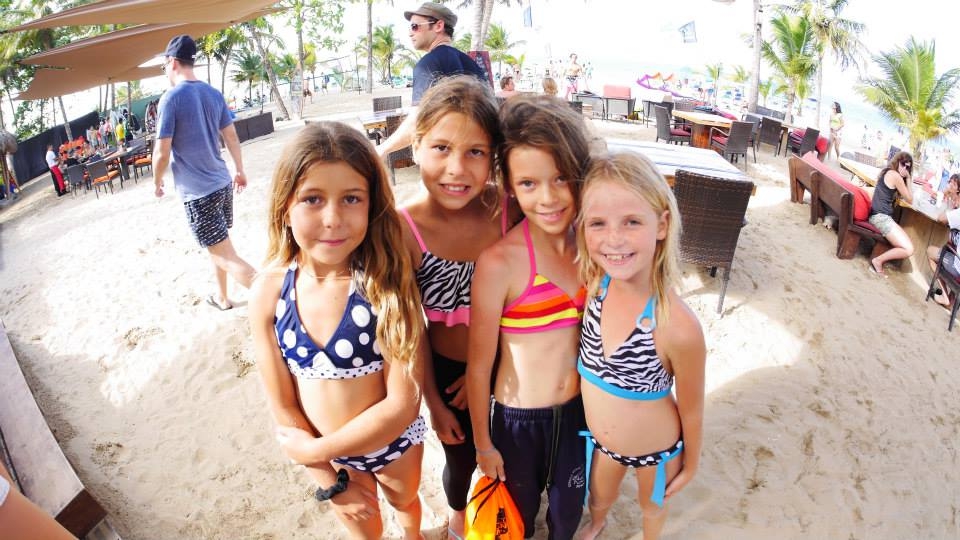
[
  {"left": 15, "top": 10, "right": 271, "bottom": 101},
  {"left": 1, "top": 0, "right": 280, "bottom": 33}
]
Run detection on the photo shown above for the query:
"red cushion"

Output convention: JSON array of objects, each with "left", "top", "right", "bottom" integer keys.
[
  {"left": 853, "top": 220, "right": 882, "bottom": 235},
  {"left": 791, "top": 128, "right": 805, "bottom": 139},
  {"left": 717, "top": 110, "right": 738, "bottom": 121},
  {"left": 815, "top": 136, "right": 828, "bottom": 154},
  {"left": 801, "top": 151, "right": 872, "bottom": 221},
  {"left": 712, "top": 135, "right": 729, "bottom": 145},
  {"left": 671, "top": 128, "right": 691, "bottom": 136}
]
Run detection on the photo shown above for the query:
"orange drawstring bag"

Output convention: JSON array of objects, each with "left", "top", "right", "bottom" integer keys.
[{"left": 464, "top": 476, "right": 524, "bottom": 539}]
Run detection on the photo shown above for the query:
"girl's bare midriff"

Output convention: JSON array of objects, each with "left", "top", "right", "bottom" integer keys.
[{"left": 493, "top": 327, "right": 581, "bottom": 408}]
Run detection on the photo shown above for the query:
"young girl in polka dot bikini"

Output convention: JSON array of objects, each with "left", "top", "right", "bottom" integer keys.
[{"left": 249, "top": 122, "right": 427, "bottom": 539}]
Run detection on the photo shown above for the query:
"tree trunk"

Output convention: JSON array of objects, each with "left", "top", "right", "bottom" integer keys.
[
  {"left": 481, "top": 0, "right": 494, "bottom": 46},
  {"left": 784, "top": 88, "right": 796, "bottom": 125},
  {"left": 471, "top": 1, "right": 485, "bottom": 51},
  {"left": 295, "top": 1, "right": 305, "bottom": 118},
  {"left": 747, "top": 0, "right": 762, "bottom": 113},
  {"left": 815, "top": 51, "right": 824, "bottom": 128},
  {"left": 221, "top": 45, "right": 233, "bottom": 95},
  {"left": 248, "top": 25, "right": 291, "bottom": 120},
  {"left": 366, "top": 0, "right": 373, "bottom": 93},
  {"left": 58, "top": 96, "right": 73, "bottom": 140}
]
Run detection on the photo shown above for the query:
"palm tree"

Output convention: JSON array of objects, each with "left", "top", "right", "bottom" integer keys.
[
  {"left": 758, "top": 78, "right": 774, "bottom": 106},
  {"left": 703, "top": 63, "right": 722, "bottom": 105},
  {"left": 760, "top": 13, "right": 817, "bottom": 124},
  {"left": 856, "top": 38, "right": 960, "bottom": 162},
  {"left": 371, "top": 25, "right": 403, "bottom": 84},
  {"left": 781, "top": 0, "right": 864, "bottom": 123},
  {"left": 232, "top": 48, "right": 265, "bottom": 103},
  {"left": 483, "top": 23, "right": 524, "bottom": 77},
  {"left": 453, "top": 32, "right": 472, "bottom": 52},
  {"left": 244, "top": 18, "right": 290, "bottom": 120}
]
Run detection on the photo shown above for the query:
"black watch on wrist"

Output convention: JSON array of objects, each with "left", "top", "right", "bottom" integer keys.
[{"left": 314, "top": 469, "right": 350, "bottom": 502}]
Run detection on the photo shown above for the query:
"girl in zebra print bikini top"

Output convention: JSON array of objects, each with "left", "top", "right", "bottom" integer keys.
[{"left": 576, "top": 151, "right": 706, "bottom": 540}]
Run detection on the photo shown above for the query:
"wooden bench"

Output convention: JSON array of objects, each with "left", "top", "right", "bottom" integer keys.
[
  {"left": 788, "top": 156, "right": 893, "bottom": 259},
  {"left": 0, "top": 319, "right": 119, "bottom": 539}
]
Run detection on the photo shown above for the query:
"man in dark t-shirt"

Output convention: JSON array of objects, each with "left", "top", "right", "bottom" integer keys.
[{"left": 378, "top": 2, "right": 486, "bottom": 157}]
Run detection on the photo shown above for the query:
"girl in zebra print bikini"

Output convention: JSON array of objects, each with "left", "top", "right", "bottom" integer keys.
[
  {"left": 399, "top": 76, "right": 519, "bottom": 539},
  {"left": 576, "top": 151, "right": 706, "bottom": 540}
]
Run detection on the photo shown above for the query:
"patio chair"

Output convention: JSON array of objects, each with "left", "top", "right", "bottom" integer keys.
[
  {"left": 709, "top": 121, "right": 753, "bottom": 171},
  {"left": 742, "top": 113, "right": 762, "bottom": 161},
  {"left": 384, "top": 114, "right": 415, "bottom": 184},
  {"left": 368, "top": 96, "right": 402, "bottom": 144},
  {"left": 756, "top": 116, "right": 784, "bottom": 156},
  {"left": 65, "top": 164, "right": 86, "bottom": 197},
  {"left": 788, "top": 128, "right": 820, "bottom": 158},
  {"left": 654, "top": 105, "right": 691, "bottom": 145},
  {"left": 85, "top": 159, "right": 118, "bottom": 199},
  {"left": 674, "top": 169, "right": 754, "bottom": 314},
  {"left": 925, "top": 243, "right": 960, "bottom": 331}
]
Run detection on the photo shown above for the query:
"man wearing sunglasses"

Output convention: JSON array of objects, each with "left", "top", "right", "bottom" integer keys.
[{"left": 378, "top": 2, "right": 486, "bottom": 157}]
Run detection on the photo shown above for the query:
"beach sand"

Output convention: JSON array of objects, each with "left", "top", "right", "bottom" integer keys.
[{"left": 1, "top": 88, "right": 958, "bottom": 539}]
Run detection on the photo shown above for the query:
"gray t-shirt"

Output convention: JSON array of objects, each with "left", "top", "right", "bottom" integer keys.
[{"left": 157, "top": 80, "right": 233, "bottom": 202}]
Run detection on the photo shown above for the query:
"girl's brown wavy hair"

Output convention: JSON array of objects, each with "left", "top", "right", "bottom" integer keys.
[{"left": 264, "top": 121, "right": 422, "bottom": 374}]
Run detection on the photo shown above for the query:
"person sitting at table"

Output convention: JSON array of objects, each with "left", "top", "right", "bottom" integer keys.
[
  {"left": 927, "top": 174, "right": 960, "bottom": 307},
  {"left": 868, "top": 151, "right": 915, "bottom": 276},
  {"left": 542, "top": 76, "right": 558, "bottom": 96},
  {"left": 63, "top": 149, "right": 80, "bottom": 168},
  {"left": 496, "top": 75, "right": 518, "bottom": 98}
]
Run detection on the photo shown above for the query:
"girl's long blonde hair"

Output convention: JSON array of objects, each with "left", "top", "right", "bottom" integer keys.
[
  {"left": 577, "top": 151, "right": 681, "bottom": 324},
  {"left": 264, "top": 121, "right": 422, "bottom": 372}
]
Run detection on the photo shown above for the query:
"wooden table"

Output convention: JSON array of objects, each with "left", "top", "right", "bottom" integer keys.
[
  {"left": 838, "top": 157, "right": 880, "bottom": 186},
  {"left": 672, "top": 110, "right": 732, "bottom": 149},
  {"left": 607, "top": 138, "right": 755, "bottom": 195},
  {"left": 838, "top": 157, "right": 950, "bottom": 276},
  {"left": 359, "top": 109, "right": 405, "bottom": 132}
]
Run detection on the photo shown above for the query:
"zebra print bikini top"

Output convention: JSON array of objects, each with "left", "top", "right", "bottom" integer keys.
[
  {"left": 577, "top": 275, "right": 673, "bottom": 400},
  {"left": 400, "top": 208, "right": 508, "bottom": 327}
]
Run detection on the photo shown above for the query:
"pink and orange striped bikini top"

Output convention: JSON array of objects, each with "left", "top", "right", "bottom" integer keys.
[{"left": 500, "top": 220, "right": 587, "bottom": 334}]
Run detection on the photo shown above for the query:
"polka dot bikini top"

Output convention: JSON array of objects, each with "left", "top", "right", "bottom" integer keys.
[{"left": 274, "top": 263, "right": 383, "bottom": 379}]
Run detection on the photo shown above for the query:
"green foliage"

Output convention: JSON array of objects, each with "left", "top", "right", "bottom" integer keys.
[
  {"left": 760, "top": 13, "right": 817, "bottom": 123},
  {"left": 856, "top": 38, "right": 960, "bottom": 159},
  {"left": 484, "top": 23, "right": 524, "bottom": 76}
]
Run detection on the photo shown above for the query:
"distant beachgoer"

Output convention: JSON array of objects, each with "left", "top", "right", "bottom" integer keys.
[
  {"left": 153, "top": 34, "right": 255, "bottom": 310},
  {"left": 868, "top": 151, "right": 915, "bottom": 276},
  {"left": 829, "top": 102, "right": 844, "bottom": 160},
  {"left": 542, "top": 76, "right": 558, "bottom": 96},
  {"left": 45, "top": 144, "right": 66, "bottom": 197},
  {"left": 496, "top": 75, "right": 518, "bottom": 98},
  {"left": 253, "top": 121, "right": 426, "bottom": 539},
  {"left": 928, "top": 174, "right": 960, "bottom": 307},
  {"left": 563, "top": 52, "right": 582, "bottom": 100}
]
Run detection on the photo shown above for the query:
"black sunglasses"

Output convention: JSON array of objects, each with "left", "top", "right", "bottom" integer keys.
[{"left": 410, "top": 20, "right": 436, "bottom": 32}]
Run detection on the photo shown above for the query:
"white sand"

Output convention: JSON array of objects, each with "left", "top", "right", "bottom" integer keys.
[{"left": 1, "top": 89, "right": 958, "bottom": 539}]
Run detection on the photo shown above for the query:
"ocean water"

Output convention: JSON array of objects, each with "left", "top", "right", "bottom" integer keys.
[{"left": 549, "top": 59, "right": 960, "bottom": 167}]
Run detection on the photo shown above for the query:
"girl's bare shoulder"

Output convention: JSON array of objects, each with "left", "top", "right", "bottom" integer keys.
[
  {"left": 249, "top": 265, "right": 289, "bottom": 315},
  {"left": 660, "top": 290, "right": 704, "bottom": 348}
]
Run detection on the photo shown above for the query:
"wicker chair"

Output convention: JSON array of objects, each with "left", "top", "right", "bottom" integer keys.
[
  {"left": 674, "top": 169, "right": 754, "bottom": 314},
  {"left": 925, "top": 243, "right": 960, "bottom": 331},
  {"left": 368, "top": 96, "right": 402, "bottom": 144},
  {"left": 654, "top": 105, "right": 691, "bottom": 145},
  {"left": 709, "top": 121, "right": 754, "bottom": 171},
  {"left": 384, "top": 114, "right": 415, "bottom": 184},
  {"left": 85, "top": 159, "right": 118, "bottom": 199},
  {"left": 788, "top": 128, "right": 820, "bottom": 158},
  {"left": 65, "top": 164, "right": 86, "bottom": 197},
  {"left": 756, "top": 116, "right": 783, "bottom": 156}
]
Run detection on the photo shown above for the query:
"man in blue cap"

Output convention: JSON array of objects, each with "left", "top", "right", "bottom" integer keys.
[{"left": 152, "top": 34, "right": 255, "bottom": 311}]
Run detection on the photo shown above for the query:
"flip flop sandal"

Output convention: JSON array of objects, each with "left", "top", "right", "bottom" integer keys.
[{"left": 206, "top": 294, "right": 233, "bottom": 311}]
